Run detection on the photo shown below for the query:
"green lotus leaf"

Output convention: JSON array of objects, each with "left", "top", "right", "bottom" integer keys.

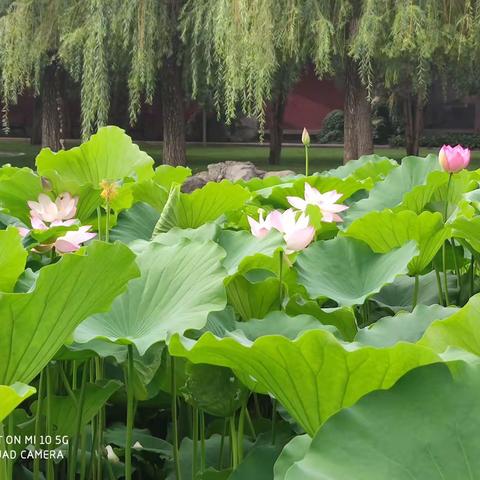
[
  {"left": 36, "top": 126, "right": 154, "bottom": 188},
  {"left": 419, "top": 292, "right": 480, "bottom": 355},
  {"left": 169, "top": 329, "right": 440, "bottom": 436},
  {"left": 36, "top": 380, "right": 122, "bottom": 437},
  {"left": 74, "top": 240, "right": 227, "bottom": 355},
  {"left": 355, "top": 304, "right": 457, "bottom": 347},
  {"left": 399, "top": 168, "right": 474, "bottom": 215},
  {"left": 217, "top": 229, "right": 284, "bottom": 275},
  {"left": 152, "top": 223, "right": 220, "bottom": 246},
  {"left": 296, "top": 237, "right": 418, "bottom": 306},
  {"left": 132, "top": 165, "right": 191, "bottom": 212},
  {"left": 0, "top": 166, "right": 43, "bottom": 224},
  {"left": 278, "top": 362, "right": 480, "bottom": 480},
  {"left": 344, "top": 155, "right": 439, "bottom": 224},
  {"left": 258, "top": 176, "right": 369, "bottom": 210},
  {"left": 343, "top": 210, "right": 449, "bottom": 275},
  {"left": 0, "top": 383, "right": 36, "bottom": 422},
  {"left": 324, "top": 154, "right": 397, "bottom": 181},
  {"left": 110, "top": 202, "right": 160, "bottom": 244},
  {"left": 452, "top": 215, "right": 480, "bottom": 252},
  {"left": 0, "top": 241, "right": 139, "bottom": 385},
  {"left": 153, "top": 182, "right": 251, "bottom": 234},
  {"left": 0, "top": 226, "right": 27, "bottom": 292},
  {"left": 181, "top": 363, "right": 249, "bottom": 417},
  {"left": 285, "top": 296, "right": 357, "bottom": 341},
  {"left": 373, "top": 270, "right": 455, "bottom": 312},
  {"left": 226, "top": 274, "right": 281, "bottom": 321},
  {"left": 273, "top": 434, "right": 312, "bottom": 480}
]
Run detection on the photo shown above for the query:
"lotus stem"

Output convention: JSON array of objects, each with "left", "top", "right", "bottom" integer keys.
[
  {"left": 305, "top": 145, "right": 309, "bottom": 177},
  {"left": 33, "top": 370, "right": 45, "bottom": 480},
  {"left": 125, "top": 344, "right": 135, "bottom": 480},
  {"left": 200, "top": 410, "right": 206, "bottom": 472},
  {"left": 237, "top": 405, "right": 245, "bottom": 462},
  {"left": 278, "top": 251, "right": 284, "bottom": 310},
  {"left": 218, "top": 418, "right": 227, "bottom": 469},
  {"left": 245, "top": 406, "right": 256, "bottom": 440},
  {"left": 170, "top": 357, "right": 182, "bottom": 480},
  {"left": 271, "top": 398, "right": 277, "bottom": 445},
  {"left": 470, "top": 256, "right": 475, "bottom": 297},
  {"left": 434, "top": 266, "right": 444, "bottom": 305},
  {"left": 451, "top": 238, "right": 462, "bottom": 294},
  {"left": 69, "top": 361, "right": 88, "bottom": 480},
  {"left": 105, "top": 200, "right": 110, "bottom": 243},
  {"left": 192, "top": 407, "right": 199, "bottom": 478},
  {"left": 46, "top": 365, "right": 54, "bottom": 480},
  {"left": 412, "top": 275, "right": 419, "bottom": 309},
  {"left": 96, "top": 206, "right": 102, "bottom": 241},
  {"left": 229, "top": 415, "right": 238, "bottom": 468},
  {"left": 442, "top": 173, "right": 453, "bottom": 306}
]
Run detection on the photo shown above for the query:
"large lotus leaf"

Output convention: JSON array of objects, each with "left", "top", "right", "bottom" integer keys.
[
  {"left": 0, "top": 227, "right": 27, "bottom": 292},
  {"left": 296, "top": 237, "right": 418, "bottom": 306},
  {"left": 355, "top": 305, "right": 457, "bottom": 347},
  {"left": 226, "top": 274, "right": 280, "bottom": 321},
  {"left": 217, "top": 229, "right": 284, "bottom": 275},
  {"left": 324, "top": 154, "right": 397, "bottom": 181},
  {"left": 153, "top": 182, "right": 251, "bottom": 234},
  {"left": 0, "top": 383, "right": 35, "bottom": 422},
  {"left": 344, "top": 155, "right": 439, "bottom": 224},
  {"left": 0, "top": 166, "right": 43, "bottom": 224},
  {"left": 279, "top": 362, "right": 480, "bottom": 480},
  {"left": 344, "top": 210, "right": 448, "bottom": 275},
  {"left": 169, "top": 329, "right": 440, "bottom": 436},
  {"left": 74, "top": 240, "right": 227, "bottom": 355},
  {"left": 36, "top": 380, "right": 122, "bottom": 437},
  {"left": 452, "top": 215, "right": 480, "bottom": 252},
  {"left": 419, "top": 292, "right": 480, "bottom": 355},
  {"left": 285, "top": 297, "right": 357, "bottom": 341},
  {"left": 110, "top": 202, "right": 160, "bottom": 244},
  {"left": 132, "top": 166, "right": 191, "bottom": 212},
  {"left": 36, "top": 126, "right": 154, "bottom": 188},
  {"left": 399, "top": 168, "right": 474, "bottom": 215},
  {"left": 258, "top": 176, "right": 370, "bottom": 210},
  {"left": 274, "top": 434, "right": 312, "bottom": 480},
  {"left": 374, "top": 270, "right": 456, "bottom": 312},
  {"left": 0, "top": 241, "right": 139, "bottom": 385}
]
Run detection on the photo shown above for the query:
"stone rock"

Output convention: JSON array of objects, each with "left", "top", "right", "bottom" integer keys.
[{"left": 181, "top": 161, "right": 294, "bottom": 193}]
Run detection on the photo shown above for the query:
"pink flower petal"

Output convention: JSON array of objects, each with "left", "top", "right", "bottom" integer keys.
[
  {"left": 287, "top": 196, "right": 308, "bottom": 211},
  {"left": 284, "top": 226, "right": 315, "bottom": 252}
]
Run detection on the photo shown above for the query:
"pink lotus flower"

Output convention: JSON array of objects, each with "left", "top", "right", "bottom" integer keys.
[
  {"left": 247, "top": 210, "right": 274, "bottom": 238},
  {"left": 438, "top": 145, "right": 470, "bottom": 173},
  {"left": 269, "top": 208, "right": 315, "bottom": 253},
  {"left": 287, "top": 183, "right": 348, "bottom": 222},
  {"left": 54, "top": 226, "right": 96, "bottom": 254},
  {"left": 28, "top": 192, "right": 78, "bottom": 224}
]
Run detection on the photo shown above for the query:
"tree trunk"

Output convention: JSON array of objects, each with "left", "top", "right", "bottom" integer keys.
[
  {"left": 343, "top": 18, "right": 374, "bottom": 164},
  {"left": 41, "top": 62, "right": 62, "bottom": 151},
  {"left": 403, "top": 93, "right": 424, "bottom": 156},
  {"left": 161, "top": 0, "right": 186, "bottom": 166},
  {"left": 268, "top": 92, "right": 286, "bottom": 165},
  {"left": 31, "top": 96, "right": 42, "bottom": 145}
]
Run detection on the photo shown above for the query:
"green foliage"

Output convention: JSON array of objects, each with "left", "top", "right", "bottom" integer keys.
[{"left": 317, "top": 110, "right": 344, "bottom": 144}]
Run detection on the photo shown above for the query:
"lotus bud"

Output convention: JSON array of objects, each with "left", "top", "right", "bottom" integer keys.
[
  {"left": 132, "top": 441, "right": 143, "bottom": 451},
  {"left": 438, "top": 144, "right": 470, "bottom": 173},
  {"left": 105, "top": 445, "right": 120, "bottom": 464},
  {"left": 302, "top": 128, "right": 310, "bottom": 147}
]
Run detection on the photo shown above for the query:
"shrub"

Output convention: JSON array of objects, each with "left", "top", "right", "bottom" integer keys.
[
  {"left": 389, "top": 132, "right": 480, "bottom": 148},
  {"left": 317, "top": 109, "right": 344, "bottom": 144}
]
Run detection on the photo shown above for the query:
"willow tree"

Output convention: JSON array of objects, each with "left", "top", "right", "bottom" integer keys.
[
  {"left": 0, "top": 0, "right": 113, "bottom": 149},
  {"left": 182, "top": 0, "right": 376, "bottom": 163},
  {"left": 351, "top": 0, "right": 480, "bottom": 155}
]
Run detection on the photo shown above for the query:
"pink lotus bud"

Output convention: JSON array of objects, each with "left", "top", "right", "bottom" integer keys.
[
  {"left": 438, "top": 144, "right": 470, "bottom": 173},
  {"left": 302, "top": 128, "right": 310, "bottom": 147}
]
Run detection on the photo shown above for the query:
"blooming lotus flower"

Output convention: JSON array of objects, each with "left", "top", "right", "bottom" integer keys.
[
  {"left": 54, "top": 226, "right": 96, "bottom": 254},
  {"left": 247, "top": 210, "right": 274, "bottom": 238},
  {"left": 28, "top": 192, "right": 78, "bottom": 224},
  {"left": 287, "top": 183, "right": 348, "bottom": 222},
  {"left": 269, "top": 208, "right": 315, "bottom": 253},
  {"left": 438, "top": 144, "right": 470, "bottom": 173}
]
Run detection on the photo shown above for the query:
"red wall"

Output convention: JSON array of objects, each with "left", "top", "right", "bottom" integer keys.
[{"left": 282, "top": 69, "right": 344, "bottom": 132}]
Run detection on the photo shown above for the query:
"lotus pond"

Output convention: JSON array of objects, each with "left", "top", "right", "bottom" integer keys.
[{"left": 1, "top": 126, "right": 480, "bottom": 479}]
